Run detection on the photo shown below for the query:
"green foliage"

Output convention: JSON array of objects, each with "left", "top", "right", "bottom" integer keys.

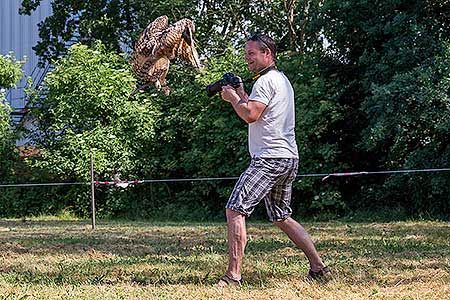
[
  {"left": 311, "top": 0, "right": 450, "bottom": 217},
  {"left": 0, "top": 101, "right": 14, "bottom": 181},
  {"left": 278, "top": 54, "right": 347, "bottom": 214},
  {"left": 0, "top": 54, "right": 25, "bottom": 89},
  {"left": 357, "top": 44, "right": 450, "bottom": 216},
  {"left": 0, "top": 103, "right": 12, "bottom": 142},
  {"left": 20, "top": 0, "right": 310, "bottom": 62},
  {"left": 0, "top": 54, "right": 25, "bottom": 181},
  {"left": 17, "top": 42, "right": 158, "bottom": 217},
  {"left": 18, "top": 0, "right": 207, "bottom": 61},
  {"left": 28, "top": 42, "right": 155, "bottom": 181},
  {"left": 127, "top": 52, "right": 251, "bottom": 218},
  {"left": 4, "top": 0, "right": 450, "bottom": 219}
]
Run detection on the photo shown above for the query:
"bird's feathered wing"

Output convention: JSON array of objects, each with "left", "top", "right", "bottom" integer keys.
[
  {"left": 130, "top": 16, "right": 202, "bottom": 95},
  {"left": 134, "top": 15, "right": 168, "bottom": 56}
]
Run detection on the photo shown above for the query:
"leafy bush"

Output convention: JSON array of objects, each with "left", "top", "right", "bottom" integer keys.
[
  {"left": 0, "top": 54, "right": 25, "bottom": 181},
  {"left": 17, "top": 42, "right": 157, "bottom": 217}
]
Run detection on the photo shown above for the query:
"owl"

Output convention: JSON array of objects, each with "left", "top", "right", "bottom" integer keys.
[{"left": 130, "top": 15, "right": 202, "bottom": 96}]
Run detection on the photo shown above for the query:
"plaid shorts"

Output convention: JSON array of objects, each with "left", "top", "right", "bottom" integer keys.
[{"left": 226, "top": 157, "right": 299, "bottom": 221}]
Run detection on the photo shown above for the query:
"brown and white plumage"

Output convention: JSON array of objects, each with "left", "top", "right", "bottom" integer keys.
[{"left": 130, "top": 15, "right": 202, "bottom": 96}]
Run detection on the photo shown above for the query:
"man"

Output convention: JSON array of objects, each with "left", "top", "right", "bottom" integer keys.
[{"left": 218, "top": 34, "right": 329, "bottom": 286}]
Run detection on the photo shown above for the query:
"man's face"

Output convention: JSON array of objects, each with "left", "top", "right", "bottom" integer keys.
[{"left": 245, "top": 40, "right": 272, "bottom": 73}]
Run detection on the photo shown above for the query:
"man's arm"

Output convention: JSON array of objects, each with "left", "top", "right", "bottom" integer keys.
[
  {"left": 230, "top": 98, "right": 267, "bottom": 124},
  {"left": 221, "top": 85, "right": 266, "bottom": 124}
]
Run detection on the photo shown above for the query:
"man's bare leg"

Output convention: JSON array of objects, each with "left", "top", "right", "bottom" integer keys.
[
  {"left": 273, "top": 217, "right": 326, "bottom": 272},
  {"left": 218, "top": 208, "right": 246, "bottom": 286}
]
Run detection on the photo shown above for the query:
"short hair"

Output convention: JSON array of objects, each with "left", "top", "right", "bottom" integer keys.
[{"left": 247, "top": 34, "right": 277, "bottom": 62}]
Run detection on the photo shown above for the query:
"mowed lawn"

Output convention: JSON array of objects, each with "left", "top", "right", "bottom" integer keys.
[{"left": 0, "top": 218, "right": 448, "bottom": 299}]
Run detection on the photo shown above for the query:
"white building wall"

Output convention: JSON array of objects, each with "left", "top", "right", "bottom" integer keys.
[{"left": 0, "top": 0, "right": 52, "bottom": 111}]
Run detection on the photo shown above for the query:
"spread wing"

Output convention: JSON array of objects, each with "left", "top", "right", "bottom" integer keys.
[
  {"left": 130, "top": 16, "right": 202, "bottom": 92},
  {"left": 153, "top": 18, "right": 202, "bottom": 68},
  {"left": 178, "top": 31, "right": 201, "bottom": 69},
  {"left": 131, "top": 15, "right": 168, "bottom": 81},
  {"left": 175, "top": 19, "right": 202, "bottom": 68},
  {"left": 134, "top": 15, "right": 169, "bottom": 56}
]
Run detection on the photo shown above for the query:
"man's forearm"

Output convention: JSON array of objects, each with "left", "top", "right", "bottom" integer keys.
[
  {"left": 230, "top": 97, "right": 257, "bottom": 124},
  {"left": 222, "top": 87, "right": 263, "bottom": 123}
]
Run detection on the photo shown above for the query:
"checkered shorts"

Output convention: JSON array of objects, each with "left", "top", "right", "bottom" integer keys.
[{"left": 226, "top": 157, "right": 299, "bottom": 221}]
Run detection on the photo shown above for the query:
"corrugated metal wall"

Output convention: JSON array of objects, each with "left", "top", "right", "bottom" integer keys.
[{"left": 0, "top": 0, "right": 52, "bottom": 110}]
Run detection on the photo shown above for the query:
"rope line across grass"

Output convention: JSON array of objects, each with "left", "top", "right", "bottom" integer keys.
[{"left": 1, "top": 167, "right": 450, "bottom": 188}]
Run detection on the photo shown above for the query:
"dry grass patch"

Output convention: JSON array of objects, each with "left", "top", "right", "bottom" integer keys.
[{"left": 0, "top": 219, "right": 448, "bottom": 299}]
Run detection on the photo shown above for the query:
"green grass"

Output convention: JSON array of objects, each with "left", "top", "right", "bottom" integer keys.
[{"left": 0, "top": 218, "right": 449, "bottom": 299}]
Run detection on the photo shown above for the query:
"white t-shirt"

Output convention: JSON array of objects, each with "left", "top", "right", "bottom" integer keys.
[{"left": 248, "top": 69, "right": 299, "bottom": 159}]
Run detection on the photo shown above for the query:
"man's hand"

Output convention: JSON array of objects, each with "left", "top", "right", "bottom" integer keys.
[
  {"left": 220, "top": 85, "right": 240, "bottom": 104},
  {"left": 235, "top": 76, "right": 245, "bottom": 95}
]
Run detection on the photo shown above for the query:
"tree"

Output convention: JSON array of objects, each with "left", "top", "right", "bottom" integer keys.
[
  {"left": 20, "top": 0, "right": 201, "bottom": 63},
  {"left": 22, "top": 42, "right": 159, "bottom": 216},
  {"left": 0, "top": 54, "right": 25, "bottom": 180},
  {"left": 15, "top": 0, "right": 450, "bottom": 219},
  {"left": 20, "top": 0, "right": 323, "bottom": 63},
  {"left": 309, "top": 0, "right": 450, "bottom": 216},
  {"left": 357, "top": 44, "right": 450, "bottom": 216}
]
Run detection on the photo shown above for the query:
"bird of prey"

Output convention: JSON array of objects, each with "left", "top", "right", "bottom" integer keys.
[{"left": 130, "top": 15, "right": 202, "bottom": 96}]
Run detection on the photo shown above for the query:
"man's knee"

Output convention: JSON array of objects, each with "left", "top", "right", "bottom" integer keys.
[
  {"left": 272, "top": 217, "right": 291, "bottom": 227},
  {"left": 272, "top": 219, "right": 284, "bottom": 226},
  {"left": 226, "top": 208, "right": 245, "bottom": 222}
]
